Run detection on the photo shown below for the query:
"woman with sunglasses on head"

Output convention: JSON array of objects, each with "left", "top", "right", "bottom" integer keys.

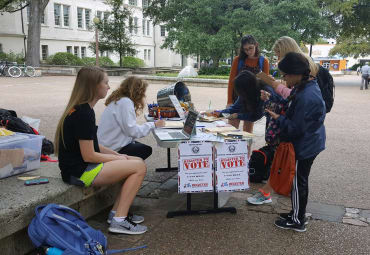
[
  {"left": 266, "top": 52, "right": 326, "bottom": 232},
  {"left": 257, "top": 36, "right": 318, "bottom": 99},
  {"left": 227, "top": 35, "right": 270, "bottom": 133}
]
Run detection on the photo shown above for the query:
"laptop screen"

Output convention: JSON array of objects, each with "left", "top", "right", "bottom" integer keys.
[{"left": 183, "top": 110, "right": 198, "bottom": 136}]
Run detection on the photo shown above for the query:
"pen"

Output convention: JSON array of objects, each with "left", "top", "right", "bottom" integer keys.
[{"left": 196, "top": 125, "right": 205, "bottom": 127}]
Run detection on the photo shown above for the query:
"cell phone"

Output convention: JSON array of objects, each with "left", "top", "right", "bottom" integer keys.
[{"left": 24, "top": 178, "right": 49, "bottom": 186}]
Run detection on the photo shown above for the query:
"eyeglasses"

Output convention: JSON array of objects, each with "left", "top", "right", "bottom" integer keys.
[{"left": 243, "top": 46, "right": 255, "bottom": 51}]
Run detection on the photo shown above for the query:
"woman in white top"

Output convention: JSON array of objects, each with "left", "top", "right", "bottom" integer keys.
[{"left": 98, "top": 76, "right": 165, "bottom": 160}]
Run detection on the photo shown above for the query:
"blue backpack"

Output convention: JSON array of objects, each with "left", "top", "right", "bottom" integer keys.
[
  {"left": 28, "top": 204, "right": 147, "bottom": 255},
  {"left": 237, "top": 56, "right": 265, "bottom": 74}
]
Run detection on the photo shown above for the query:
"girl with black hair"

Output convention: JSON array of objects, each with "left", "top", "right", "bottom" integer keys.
[
  {"left": 265, "top": 52, "right": 326, "bottom": 232},
  {"left": 214, "top": 70, "right": 280, "bottom": 126},
  {"left": 227, "top": 35, "right": 270, "bottom": 133}
]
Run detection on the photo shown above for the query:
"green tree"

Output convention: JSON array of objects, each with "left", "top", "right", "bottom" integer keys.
[
  {"left": 145, "top": 0, "right": 331, "bottom": 66},
  {"left": 1, "top": 0, "right": 49, "bottom": 67},
  {"left": 323, "top": 0, "right": 370, "bottom": 56},
  {"left": 91, "top": 0, "right": 135, "bottom": 67}
]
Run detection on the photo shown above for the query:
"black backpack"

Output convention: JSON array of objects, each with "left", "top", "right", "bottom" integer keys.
[
  {"left": 249, "top": 145, "right": 276, "bottom": 183},
  {"left": 316, "top": 65, "right": 335, "bottom": 113},
  {"left": 0, "top": 108, "right": 54, "bottom": 155}
]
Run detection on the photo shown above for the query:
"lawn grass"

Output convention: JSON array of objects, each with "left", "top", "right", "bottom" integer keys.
[{"left": 155, "top": 72, "right": 228, "bottom": 80}]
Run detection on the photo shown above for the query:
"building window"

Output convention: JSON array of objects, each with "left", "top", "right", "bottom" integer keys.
[
  {"left": 77, "top": 8, "right": 83, "bottom": 28},
  {"left": 54, "top": 4, "right": 61, "bottom": 26},
  {"left": 134, "top": 17, "right": 138, "bottom": 34},
  {"left": 74, "top": 46, "right": 79, "bottom": 57},
  {"left": 146, "top": 20, "right": 150, "bottom": 36},
  {"left": 142, "top": 0, "right": 149, "bottom": 8},
  {"left": 148, "top": 49, "right": 151, "bottom": 61},
  {"left": 323, "top": 62, "right": 330, "bottom": 69},
  {"left": 41, "top": 45, "right": 48, "bottom": 60},
  {"left": 81, "top": 47, "right": 86, "bottom": 58},
  {"left": 85, "top": 9, "right": 91, "bottom": 29},
  {"left": 160, "top": 25, "right": 166, "bottom": 36},
  {"left": 144, "top": 49, "right": 147, "bottom": 60},
  {"left": 129, "top": 17, "right": 133, "bottom": 33},
  {"left": 96, "top": 11, "right": 102, "bottom": 21},
  {"left": 129, "top": 0, "right": 137, "bottom": 6},
  {"left": 142, "top": 19, "right": 146, "bottom": 35},
  {"left": 66, "top": 46, "right": 72, "bottom": 53},
  {"left": 63, "top": 5, "right": 70, "bottom": 27}
]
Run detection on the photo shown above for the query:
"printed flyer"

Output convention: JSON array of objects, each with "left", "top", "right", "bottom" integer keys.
[
  {"left": 215, "top": 140, "right": 249, "bottom": 192},
  {"left": 178, "top": 141, "right": 213, "bottom": 193}
]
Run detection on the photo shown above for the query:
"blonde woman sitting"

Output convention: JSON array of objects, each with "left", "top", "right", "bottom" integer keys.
[{"left": 98, "top": 76, "right": 165, "bottom": 160}]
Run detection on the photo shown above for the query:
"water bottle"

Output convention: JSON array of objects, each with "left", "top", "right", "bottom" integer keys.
[{"left": 45, "top": 247, "right": 63, "bottom": 255}]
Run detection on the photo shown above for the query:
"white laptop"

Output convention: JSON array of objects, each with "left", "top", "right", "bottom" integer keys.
[{"left": 156, "top": 110, "right": 198, "bottom": 141}]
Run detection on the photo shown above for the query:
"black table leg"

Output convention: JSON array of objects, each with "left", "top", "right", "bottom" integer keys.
[
  {"left": 166, "top": 191, "right": 237, "bottom": 218},
  {"left": 156, "top": 148, "right": 178, "bottom": 172}
]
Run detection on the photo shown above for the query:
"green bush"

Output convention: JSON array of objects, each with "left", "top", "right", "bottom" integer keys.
[
  {"left": 122, "top": 56, "right": 145, "bottom": 68},
  {"left": 350, "top": 63, "right": 361, "bottom": 71},
  {"left": 81, "top": 57, "right": 96, "bottom": 66},
  {"left": 100, "top": 56, "right": 116, "bottom": 67},
  {"left": 198, "top": 66, "right": 231, "bottom": 76},
  {"left": 50, "top": 52, "right": 83, "bottom": 66},
  {"left": 0, "top": 51, "right": 25, "bottom": 64}
]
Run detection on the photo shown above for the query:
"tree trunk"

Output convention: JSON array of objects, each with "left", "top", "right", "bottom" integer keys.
[
  {"left": 26, "top": 0, "right": 49, "bottom": 67},
  {"left": 212, "top": 57, "right": 220, "bottom": 68}
]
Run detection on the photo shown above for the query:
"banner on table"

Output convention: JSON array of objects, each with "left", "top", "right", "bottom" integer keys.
[
  {"left": 215, "top": 140, "right": 249, "bottom": 192},
  {"left": 178, "top": 141, "right": 213, "bottom": 193}
]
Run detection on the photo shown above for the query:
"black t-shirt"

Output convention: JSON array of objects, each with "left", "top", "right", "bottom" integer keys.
[{"left": 58, "top": 103, "right": 100, "bottom": 182}]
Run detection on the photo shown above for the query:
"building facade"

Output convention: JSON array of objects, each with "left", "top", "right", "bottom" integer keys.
[
  {"left": 0, "top": 0, "right": 195, "bottom": 68},
  {"left": 307, "top": 42, "right": 370, "bottom": 71}
]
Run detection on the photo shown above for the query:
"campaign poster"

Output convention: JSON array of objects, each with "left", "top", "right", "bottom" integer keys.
[
  {"left": 215, "top": 140, "right": 249, "bottom": 192},
  {"left": 178, "top": 141, "right": 213, "bottom": 193}
]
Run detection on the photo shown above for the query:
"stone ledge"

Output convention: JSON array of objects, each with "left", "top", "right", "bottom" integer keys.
[{"left": 0, "top": 162, "right": 121, "bottom": 255}]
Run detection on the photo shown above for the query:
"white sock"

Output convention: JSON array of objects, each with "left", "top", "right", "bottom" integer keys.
[
  {"left": 113, "top": 216, "right": 126, "bottom": 222},
  {"left": 111, "top": 210, "right": 116, "bottom": 215}
]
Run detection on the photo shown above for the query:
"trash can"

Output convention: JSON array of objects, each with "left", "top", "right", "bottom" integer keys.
[{"left": 157, "top": 81, "right": 191, "bottom": 107}]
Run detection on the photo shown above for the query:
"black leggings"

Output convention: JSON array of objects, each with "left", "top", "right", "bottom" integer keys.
[{"left": 118, "top": 141, "right": 152, "bottom": 160}]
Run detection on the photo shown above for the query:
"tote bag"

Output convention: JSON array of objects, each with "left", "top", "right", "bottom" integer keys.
[{"left": 269, "top": 142, "right": 296, "bottom": 196}]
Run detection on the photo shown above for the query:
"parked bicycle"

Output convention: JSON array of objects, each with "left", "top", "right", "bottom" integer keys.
[{"left": 0, "top": 61, "right": 35, "bottom": 78}]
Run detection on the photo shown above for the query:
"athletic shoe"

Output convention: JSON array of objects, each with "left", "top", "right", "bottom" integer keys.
[
  {"left": 109, "top": 218, "right": 147, "bottom": 235},
  {"left": 107, "top": 211, "right": 144, "bottom": 224},
  {"left": 247, "top": 191, "right": 272, "bottom": 205},
  {"left": 279, "top": 212, "right": 309, "bottom": 225},
  {"left": 274, "top": 219, "right": 306, "bottom": 232}
]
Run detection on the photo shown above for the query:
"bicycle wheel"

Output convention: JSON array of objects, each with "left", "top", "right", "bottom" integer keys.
[
  {"left": 25, "top": 66, "right": 36, "bottom": 77},
  {"left": 7, "top": 66, "right": 22, "bottom": 78}
]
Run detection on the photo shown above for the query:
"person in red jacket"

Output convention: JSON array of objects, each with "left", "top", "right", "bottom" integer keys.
[{"left": 227, "top": 35, "right": 269, "bottom": 133}]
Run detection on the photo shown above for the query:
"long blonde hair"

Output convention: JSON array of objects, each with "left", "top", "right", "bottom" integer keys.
[
  {"left": 105, "top": 76, "right": 148, "bottom": 115},
  {"left": 54, "top": 67, "right": 106, "bottom": 155},
  {"left": 272, "top": 36, "right": 318, "bottom": 77}
]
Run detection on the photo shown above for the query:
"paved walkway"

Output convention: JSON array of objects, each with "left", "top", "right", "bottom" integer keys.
[{"left": 1, "top": 74, "right": 370, "bottom": 254}]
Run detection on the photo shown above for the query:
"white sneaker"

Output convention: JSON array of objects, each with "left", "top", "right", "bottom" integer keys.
[{"left": 247, "top": 191, "right": 272, "bottom": 205}]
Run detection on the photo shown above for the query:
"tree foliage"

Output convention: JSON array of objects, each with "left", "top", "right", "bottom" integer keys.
[
  {"left": 92, "top": 0, "right": 135, "bottom": 67},
  {"left": 145, "top": 0, "right": 331, "bottom": 66},
  {"left": 322, "top": 0, "right": 370, "bottom": 57},
  {"left": 0, "top": 0, "right": 49, "bottom": 66}
]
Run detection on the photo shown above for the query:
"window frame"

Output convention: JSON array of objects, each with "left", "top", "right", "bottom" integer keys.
[
  {"left": 74, "top": 46, "right": 80, "bottom": 57},
  {"left": 63, "top": 5, "right": 70, "bottom": 27},
  {"left": 41, "top": 45, "right": 48, "bottom": 60},
  {"left": 77, "top": 7, "right": 83, "bottom": 28},
  {"left": 54, "top": 3, "right": 61, "bottom": 26}
]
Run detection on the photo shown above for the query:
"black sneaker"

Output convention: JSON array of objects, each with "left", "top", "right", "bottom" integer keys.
[
  {"left": 279, "top": 213, "right": 309, "bottom": 225},
  {"left": 274, "top": 219, "right": 307, "bottom": 232}
]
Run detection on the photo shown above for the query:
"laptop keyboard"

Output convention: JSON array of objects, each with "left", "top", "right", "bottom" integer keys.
[{"left": 169, "top": 131, "right": 188, "bottom": 139}]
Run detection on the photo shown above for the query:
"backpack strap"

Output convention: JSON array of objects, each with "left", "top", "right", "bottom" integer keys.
[
  {"left": 252, "top": 150, "right": 267, "bottom": 165},
  {"left": 107, "top": 245, "right": 148, "bottom": 254},
  {"left": 258, "top": 56, "right": 264, "bottom": 71},
  {"left": 237, "top": 58, "right": 244, "bottom": 74}
]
